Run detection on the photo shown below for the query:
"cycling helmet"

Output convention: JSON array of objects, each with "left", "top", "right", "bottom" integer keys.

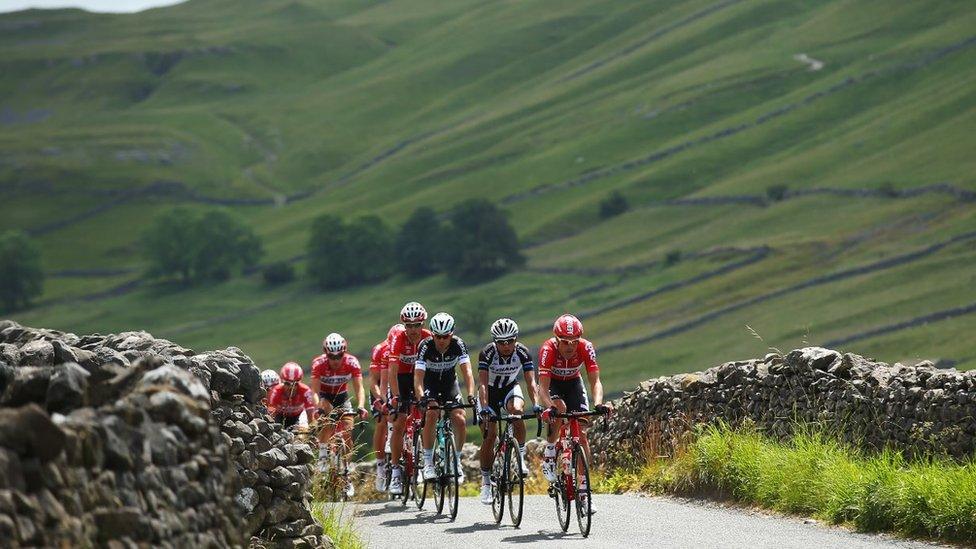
[
  {"left": 323, "top": 332, "right": 347, "bottom": 355},
  {"left": 490, "top": 318, "right": 519, "bottom": 341},
  {"left": 400, "top": 301, "right": 427, "bottom": 323},
  {"left": 553, "top": 314, "right": 583, "bottom": 339},
  {"left": 387, "top": 323, "right": 405, "bottom": 341},
  {"left": 260, "top": 369, "right": 280, "bottom": 389},
  {"left": 429, "top": 312, "right": 455, "bottom": 336},
  {"left": 280, "top": 362, "right": 303, "bottom": 382}
]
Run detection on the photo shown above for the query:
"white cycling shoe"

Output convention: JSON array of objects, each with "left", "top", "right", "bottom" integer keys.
[
  {"left": 541, "top": 458, "right": 557, "bottom": 482},
  {"left": 345, "top": 482, "right": 355, "bottom": 498},
  {"left": 375, "top": 463, "right": 388, "bottom": 492},
  {"left": 423, "top": 462, "right": 437, "bottom": 481},
  {"left": 479, "top": 484, "right": 493, "bottom": 504},
  {"left": 455, "top": 458, "right": 465, "bottom": 479},
  {"left": 520, "top": 457, "right": 530, "bottom": 476},
  {"left": 389, "top": 469, "right": 403, "bottom": 495}
]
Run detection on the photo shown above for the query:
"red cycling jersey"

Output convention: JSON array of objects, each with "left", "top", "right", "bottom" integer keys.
[
  {"left": 310, "top": 353, "right": 362, "bottom": 395},
  {"left": 267, "top": 382, "right": 317, "bottom": 417},
  {"left": 538, "top": 337, "right": 599, "bottom": 381},
  {"left": 388, "top": 328, "right": 432, "bottom": 374},
  {"left": 370, "top": 340, "right": 390, "bottom": 373}
]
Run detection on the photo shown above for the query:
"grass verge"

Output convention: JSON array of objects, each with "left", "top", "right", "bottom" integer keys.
[
  {"left": 310, "top": 501, "right": 366, "bottom": 549},
  {"left": 604, "top": 423, "right": 976, "bottom": 545}
]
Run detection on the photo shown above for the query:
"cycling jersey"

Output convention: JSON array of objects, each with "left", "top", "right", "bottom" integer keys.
[
  {"left": 478, "top": 342, "right": 534, "bottom": 389},
  {"left": 388, "top": 328, "right": 432, "bottom": 374},
  {"left": 369, "top": 340, "right": 390, "bottom": 374},
  {"left": 537, "top": 337, "right": 599, "bottom": 381},
  {"left": 310, "top": 353, "right": 362, "bottom": 395},
  {"left": 267, "top": 382, "right": 317, "bottom": 418},
  {"left": 416, "top": 335, "right": 469, "bottom": 376}
]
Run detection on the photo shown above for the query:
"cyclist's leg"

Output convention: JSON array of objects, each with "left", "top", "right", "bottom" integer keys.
[
  {"left": 389, "top": 373, "right": 413, "bottom": 465},
  {"left": 446, "top": 381, "right": 465, "bottom": 451},
  {"left": 505, "top": 384, "right": 526, "bottom": 444}
]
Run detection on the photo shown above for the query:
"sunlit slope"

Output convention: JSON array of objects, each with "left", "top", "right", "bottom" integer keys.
[{"left": 3, "top": 0, "right": 975, "bottom": 386}]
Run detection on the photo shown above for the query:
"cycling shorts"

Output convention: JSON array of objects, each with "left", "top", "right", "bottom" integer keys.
[
  {"left": 319, "top": 391, "right": 352, "bottom": 411},
  {"left": 547, "top": 377, "right": 589, "bottom": 413},
  {"left": 396, "top": 373, "right": 415, "bottom": 413},
  {"left": 424, "top": 376, "right": 460, "bottom": 406},
  {"left": 274, "top": 413, "right": 300, "bottom": 429},
  {"left": 487, "top": 380, "right": 523, "bottom": 414}
]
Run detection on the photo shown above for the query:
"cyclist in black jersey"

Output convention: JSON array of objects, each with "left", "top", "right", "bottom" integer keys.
[
  {"left": 476, "top": 318, "right": 540, "bottom": 504},
  {"left": 413, "top": 312, "right": 476, "bottom": 480}
]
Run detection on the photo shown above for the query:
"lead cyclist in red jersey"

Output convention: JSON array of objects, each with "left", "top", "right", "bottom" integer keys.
[
  {"left": 387, "top": 301, "right": 432, "bottom": 495},
  {"left": 268, "top": 362, "right": 318, "bottom": 428},
  {"left": 368, "top": 323, "right": 403, "bottom": 491},
  {"left": 538, "top": 314, "right": 614, "bottom": 507}
]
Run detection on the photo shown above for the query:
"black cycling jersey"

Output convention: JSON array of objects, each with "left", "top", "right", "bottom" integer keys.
[
  {"left": 478, "top": 342, "right": 534, "bottom": 389},
  {"left": 415, "top": 335, "right": 470, "bottom": 382}
]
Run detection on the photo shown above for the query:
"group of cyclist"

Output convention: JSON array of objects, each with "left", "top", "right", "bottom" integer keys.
[{"left": 261, "top": 301, "right": 614, "bottom": 507}]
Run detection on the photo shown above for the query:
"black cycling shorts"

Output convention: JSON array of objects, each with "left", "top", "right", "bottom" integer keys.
[
  {"left": 487, "top": 381, "right": 524, "bottom": 414},
  {"left": 547, "top": 377, "right": 589, "bottom": 413},
  {"left": 424, "top": 375, "right": 460, "bottom": 406},
  {"left": 396, "top": 373, "right": 415, "bottom": 413},
  {"left": 274, "top": 413, "right": 300, "bottom": 428},
  {"left": 319, "top": 391, "right": 352, "bottom": 411}
]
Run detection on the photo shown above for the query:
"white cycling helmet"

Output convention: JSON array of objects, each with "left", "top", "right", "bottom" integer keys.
[
  {"left": 400, "top": 301, "right": 427, "bottom": 323},
  {"left": 429, "top": 312, "right": 455, "bottom": 336},
  {"left": 323, "top": 332, "right": 347, "bottom": 355},
  {"left": 260, "top": 369, "right": 280, "bottom": 389},
  {"left": 490, "top": 318, "right": 519, "bottom": 341}
]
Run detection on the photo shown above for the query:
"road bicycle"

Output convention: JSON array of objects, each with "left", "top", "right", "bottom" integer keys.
[
  {"left": 387, "top": 401, "right": 426, "bottom": 507},
  {"left": 419, "top": 399, "right": 475, "bottom": 520},
  {"left": 547, "top": 408, "right": 608, "bottom": 537},
  {"left": 312, "top": 409, "right": 362, "bottom": 502},
  {"left": 482, "top": 411, "right": 542, "bottom": 527}
]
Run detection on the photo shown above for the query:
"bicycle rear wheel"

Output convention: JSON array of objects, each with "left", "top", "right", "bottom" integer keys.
[
  {"left": 490, "top": 442, "right": 505, "bottom": 524},
  {"left": 446, "top": 436, "right": 460, "bottom": 521},
  {"left": 400, "top": 436, "right": 413, "bottom": 506},
  {"left": 412, "top": 429, "right": 426, "bottom": 509},
  {"left": 573, "top": 443, "right": 592, "bottom": 537},
  {"left": 507, "top": 440, "right": 525, "bottom": 527}
]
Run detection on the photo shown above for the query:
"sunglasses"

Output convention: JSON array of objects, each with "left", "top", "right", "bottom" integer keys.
[
  {"left": 433, "top": 333, "right": 452, "bottom": 340},
  {"left": 326, "top": 353, "right": 344, "bottom": 360},
  {"left": 404, "top": 322, "right": 423, "bottom": 329},
  {"left": 495, "top": 338, "right": 516, "bottom": 345},
  {"left": 556, "top": 337, "right": 580, "bottom": 345},
  {"left": 283, "top": 380, "right": 298, "bottom": 386}
]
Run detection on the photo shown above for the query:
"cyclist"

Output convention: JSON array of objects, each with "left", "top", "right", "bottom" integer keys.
[
  {"left": 267, "top": 362, "right": 318, "bottom": 429},
  {"left": 260, "top": 369, "right": 280, "bottom": 405},
  {"left": 538, "top": 314, "right": 614, "bottom": 512},
  {"left": 414, "top": 312, "right": 476, "bottom": 481},
  {"left": 476, "top": 318, "right": 539, "bottom": 504},
  {"left": 310, "top": 333, "right": 368, "bottom": 494},
  {"left": 368, "top": 323, "right": 403, "bottom": 491},
  {"left": 387, "top": 302, "right": 432, "bottom": 495}
]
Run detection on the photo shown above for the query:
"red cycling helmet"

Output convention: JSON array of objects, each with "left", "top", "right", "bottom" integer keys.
[
  {"left": 280, "top": 362, "right": 304, "bottom": 382},
  {"left": 553, "top": 314, "right": 583, "bottom": 339}
]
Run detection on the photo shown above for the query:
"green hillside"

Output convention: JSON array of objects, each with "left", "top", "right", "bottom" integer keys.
[{"left": 2, "top": 0, "right": 975, "bottom": 392}]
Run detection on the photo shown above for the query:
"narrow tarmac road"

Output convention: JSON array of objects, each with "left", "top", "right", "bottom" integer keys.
[{"left": 349, "top": 494, "right": 943, "bottom": 549}]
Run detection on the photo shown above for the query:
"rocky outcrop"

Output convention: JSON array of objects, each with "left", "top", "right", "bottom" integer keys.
[
  {"left": 0, "top": 321, "right": 326, "bottom": 548},
  {"left": 590, "top": 347, "right": 976, "bottom": 464}
]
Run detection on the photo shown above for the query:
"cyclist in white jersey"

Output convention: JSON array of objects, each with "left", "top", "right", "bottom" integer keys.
[{"left": 476, "top": 318, "right": 540, "bottom": 504}]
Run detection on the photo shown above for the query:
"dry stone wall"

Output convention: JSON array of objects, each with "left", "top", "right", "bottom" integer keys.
[
  {"left": 590, "top": 347, "right": 976, "bottom": 464},
  {"left": 0, "top": 321, "right": 326, "bottom": 548}
]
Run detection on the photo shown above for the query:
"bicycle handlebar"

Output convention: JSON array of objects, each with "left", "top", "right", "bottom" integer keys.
[{"left": 480, "top": 412, "right": 544, "bottom": 438}]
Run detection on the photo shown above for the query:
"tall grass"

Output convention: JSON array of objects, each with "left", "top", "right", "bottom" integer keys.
[
  {"left": 310, "top": 501, "right": 366, "bottom": 549},
  {"left": 605, "top": 424, "right": 976, "bottom": 544}
]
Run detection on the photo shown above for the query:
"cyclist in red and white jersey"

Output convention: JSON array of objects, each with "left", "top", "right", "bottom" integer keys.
[
  {"left": 387, "top": 301, "right": 431, "bottom": 495},
  {"left": 538, "top": 314, "right": 614, "bottom": 507},
  {"left": 268, "top": 362, "right": 318, "bottom": 428},
  {"left": 310, "top": 333, "right": 368, "bottom": 485},
  {"left": 368, "top": 323, "right": 403, "bottom": 491}
]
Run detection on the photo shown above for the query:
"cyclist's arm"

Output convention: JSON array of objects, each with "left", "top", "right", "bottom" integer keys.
[
  {"left": 524, "top": 370, "right": 539, "bottom": 408},
  {"left": 586, "top": 368, "right": 604, "bottom": 407},
  {"left": 538, "top": 375, "right": 553, "bottom": 408},
  {"left": 353, "top": 374, "right": 366, "bottom": 410},
  {"left": 460, "top": 359, "right": 475, "bottom": 400},
  {"left": 413, "top": 367, "right": 425, "bottom": 402},
  {"left": 478, "top": 370, "right": 489, "bottom": 409},
  {"left": 369, "top": 367, "right": 382, "bottom": 400},
  {"left": 310, "top": 376, "right": 321, "bottom": 397}
]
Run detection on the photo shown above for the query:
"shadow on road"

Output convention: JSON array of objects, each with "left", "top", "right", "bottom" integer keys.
[
  {"left": 500, "top": 530, "right": 577, "bottom": 544},
  {"left": 355, "top": 504, "right": 405, "bottom": 518},
  {"left": 444, "top": 521, "right": 510, "bottom": 534},
  {"left": 381, "top": 512, "right": 455, "bottom": 527}
]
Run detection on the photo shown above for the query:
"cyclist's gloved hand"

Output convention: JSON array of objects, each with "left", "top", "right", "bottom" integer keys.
[
  {"left": 371, "top": 398, "right": 384, "bottom": 412},
  {"left": 358, "top": 407, "right": 369, "bottom": 420},
  {"left": 540, "top": 406, "right": 558, "bottom": 423},
  {"left": 595, "top": 403, "right": 614, "bottom": 416},
  {"left": 479, "top": 406, "right": 494, "bottom": 420},
  {"left": 389, "top": 395, "right": 400, "bottom": 410},
  {"left": 532, "top": 404, "right": 543, "bottom": 415}
]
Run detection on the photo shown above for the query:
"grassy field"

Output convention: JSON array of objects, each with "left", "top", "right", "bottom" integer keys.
[{"left": 2, "top": 0, "right": 975, "bottom": 393}]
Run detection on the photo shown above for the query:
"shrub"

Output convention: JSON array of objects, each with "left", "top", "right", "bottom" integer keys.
[
  {"left": 443, "top": 199, "right": 524, "bottom": 283},
  {"left": 306, "top": 214, "right": 394, "bottom": 290},
  {"left": 599, "top": 190, "right": 630, "bottom": 219},
  {"left": 0, "top": 230, "right": 44, "bottom": 312},
  {"left": 665, "top": 249, "right": 682, "bottom": 266},
  {"left": 765, "top": 184, "right": 789, "bottom": 202},
  {"left": 395, "top": 207, "right": 442, "bottom": 278},
  {"left": 878, "top": 182, "right": 900, "bottom": 197},
  {"left": 262, "top": 261, "right": 295, "bottom": 286}
]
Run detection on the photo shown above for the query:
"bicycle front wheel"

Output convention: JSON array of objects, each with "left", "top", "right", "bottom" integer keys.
[
  {"left": 433, "top": 438, "right": 445, "bottom": 515},
  {"left": 338, "top": 451, "right": 350, "bottom": 502},
  {"left": 554, "top": 456, "right": 571, "bottom": 532},
  {"left": 446, "top": 436, "right": 460, "bottom": 521},
  {"left": 507, "top": 440, "right": 525, "bottom": 527},
  {"left": 412, "top": 429, "right": 426, "bottom": 509},
  {"left": 573, "top": 443, "right": 592, "bottom": 537}
]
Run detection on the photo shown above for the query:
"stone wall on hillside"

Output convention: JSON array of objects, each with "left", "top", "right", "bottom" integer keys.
[
  {"left": 0, "top": 321, "right": 325, "bottom": 548},
  {"left": 590, "top": 347, "right": 976, "bottom": 464}
]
